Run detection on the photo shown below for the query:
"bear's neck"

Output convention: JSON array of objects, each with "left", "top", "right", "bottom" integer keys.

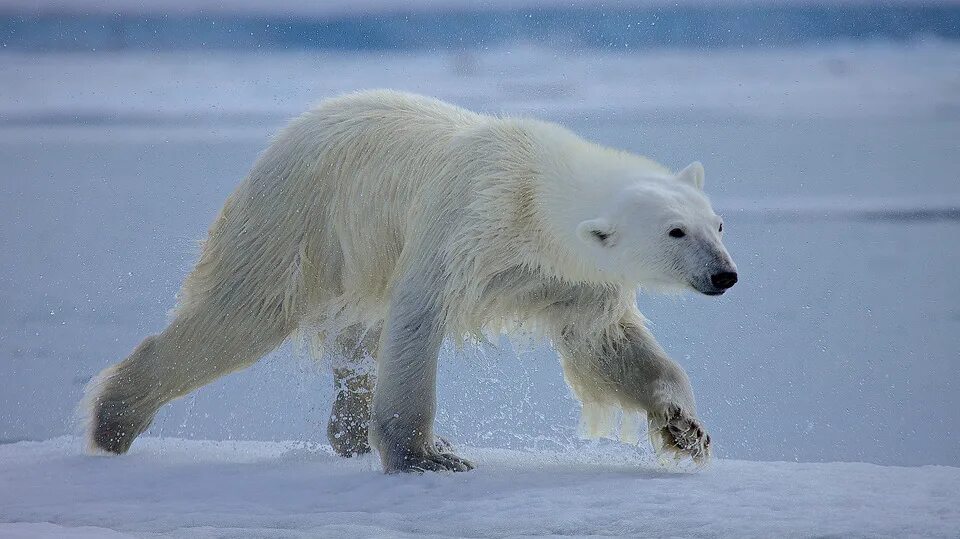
[{"left": 523, "top": 122, "right": 668, "bottom": 285}]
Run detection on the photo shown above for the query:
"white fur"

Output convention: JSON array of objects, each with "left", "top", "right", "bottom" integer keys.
[{"left": 83, "top": 90, "right": 734, "bottom": 470}]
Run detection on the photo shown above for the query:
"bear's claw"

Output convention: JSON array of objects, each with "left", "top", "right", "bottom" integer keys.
[
  {"left": 393, "top": 451, "right": 474, "bottom": 474},
  {"left": 649, "top": 404, "right": 711, "bottom": 465}
]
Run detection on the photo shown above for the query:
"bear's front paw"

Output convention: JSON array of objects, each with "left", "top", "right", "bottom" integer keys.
[
  {"left": 385, "top": 448, "right": 474, "bottom": 474},
  {"left": 649, "top": 404, "right": 711, "bottom": 466}
]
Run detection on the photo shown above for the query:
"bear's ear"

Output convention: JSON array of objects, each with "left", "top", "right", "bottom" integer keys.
[
  {"left": 677, "top": 161, "right": 705, "bottom": 190},
  {"left": 576, "top": 218, "right": 616, "bottom": 248}
]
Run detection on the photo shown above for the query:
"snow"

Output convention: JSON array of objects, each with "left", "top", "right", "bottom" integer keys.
[
  {"left": 1, "top": 437, "right": 958, "bottom": 538},
  {"left": 3, "top": 41, "right": 958, "bottom": 124}
]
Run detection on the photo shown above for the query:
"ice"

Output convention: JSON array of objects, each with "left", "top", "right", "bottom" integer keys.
[
  {"left": 1, "top": 437, "right": 958, "bottom": 537},
  {"left": 2, "top": 41, "right": 958, "bottom": 125}
]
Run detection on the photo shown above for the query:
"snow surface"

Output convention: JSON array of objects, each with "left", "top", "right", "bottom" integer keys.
[
  {"left": 1, "top": 437, "right": 958, "bottom": 538},
  {"left": 3, "top": 41, "right": 958, "bottom": 123}
]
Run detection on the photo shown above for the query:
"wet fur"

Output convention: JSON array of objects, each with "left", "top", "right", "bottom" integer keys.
[{"left": 83, "top": 90, "right": 719, "bottom": 470}]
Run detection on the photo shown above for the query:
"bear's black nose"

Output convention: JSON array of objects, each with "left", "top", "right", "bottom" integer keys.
[{"left": 711, "top": 271, "right": 738, "bottom": 289}]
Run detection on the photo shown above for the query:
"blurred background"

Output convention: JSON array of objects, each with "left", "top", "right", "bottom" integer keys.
[{"left": 1, "top": 0, "right": 958, "bottom": 467}]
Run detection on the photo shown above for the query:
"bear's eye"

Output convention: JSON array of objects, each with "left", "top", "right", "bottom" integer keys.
[
  {"left": 669, "top": 228, "right": 686, "bottom": 238},
  {"left": 719, "top": 223, "right": 723, "bottom": 233}
]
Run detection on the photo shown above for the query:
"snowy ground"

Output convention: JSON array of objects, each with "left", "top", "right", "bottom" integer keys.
[
  {"left": 1, "top": 437, "right": 958, "bottom": 538},
  {"left": 2, "top": 41, "right": 959, "bottom": 123}
]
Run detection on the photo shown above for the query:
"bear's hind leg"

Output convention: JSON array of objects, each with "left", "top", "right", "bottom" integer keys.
[
  {"left": 327, "top": 324, "right": 380, "bottom": 457},
  {"left": 325, "top": 321, "right": 459, "bottom": 460},
  {"left": 85, "top": 293, "right": 295, "bottom": 454}
]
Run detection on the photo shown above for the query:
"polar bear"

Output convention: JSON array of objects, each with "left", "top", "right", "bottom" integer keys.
[{"left": 84, "top": 90, "right": 737, "bottom": 473}]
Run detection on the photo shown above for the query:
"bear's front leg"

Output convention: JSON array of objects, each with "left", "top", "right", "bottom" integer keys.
[
  {"left": 556, "top": 308, "right": 711, "bottom": 464},
  {"left": 368, "top": 270, "right": 473, "bottom": 473}
]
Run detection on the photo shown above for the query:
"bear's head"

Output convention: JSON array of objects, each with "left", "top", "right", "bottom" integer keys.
[{"left": 574, "top": 162, "right": 738, "bottom": 295}]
